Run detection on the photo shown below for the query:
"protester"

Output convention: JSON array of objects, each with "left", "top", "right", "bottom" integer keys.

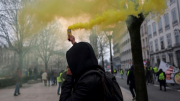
[
  {"left": 34, "top": 67, "right": 37, "bottom": 80},
  {"left": 127, "top": 66, "right": 136, "bottom": 100},
  {"left": 47, "top": 70, "right": 51, "bottom": 86},
  {"left": 146, "top": 67, "right": 151, "bottom": 85},
  {"left": 114, "top": 69, "right": 117, "bottom": 76},
  {"left": 120, "top": 69, "right": 124, "bottom": 79},
  {"left": 153, "top": 66, "right": 158, "bottom": 82},
  {"left": 157, "top": 69, "right": 166, "bottom": 91},
  {"left": 53, "top": 70, "right": 58, "bottom": 85},
  {"left": 59, "top": 35, "right": 104, "bottom": 101},
  {"left": 57, "top": 70, "right": 66, "bottom": 95},
  {"left": 42, "top": 70, "right": 48, "bottom": 86},
  {"left": 126, "top": 69, "right": 130, "bottom": 77},
  {"left": 51, "top": 70, "right": 54, "bottom": 85},
  {"left": 29, "top": 68, "right": 32, "bottom": 79},
  {"left": 40, "top": 69, "right": 44, "bottom": 82},
  {"left": 14, "top": 68, "right": 21, "bottom": 96}
]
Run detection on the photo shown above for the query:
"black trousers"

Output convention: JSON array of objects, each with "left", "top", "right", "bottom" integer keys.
[
  {"left": 129, "top": 83, "right": 136, "bottom": 98},
  {"left": 159, "top": 80, "right": 166, "bottom": 90}
]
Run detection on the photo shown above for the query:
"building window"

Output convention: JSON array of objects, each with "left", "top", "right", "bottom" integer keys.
[
  {"left": 142, "top": 39, "right": 145, "bottom": 48},
  {"left": 160, "top": 37, "right": 165, "bottom": 49},
  {"left": 144, "top": 52, "right": 146, "bottom": 59},
  {"left": 158, "top": 17, "right": 163, "bottom": 33},
  {"left": 174, "top": 30, "right": 180, "bottom": 45},
  {"left": 166, "top": 33, "right": 172, "bottom": 48},
  {"left": 164, "top": 13, "right": 170, "bottom": 29},
  {"left": 152, "top": 22, "right": 157, "bottom": 36},
  {"left": 171, "top": 8, "right": 178, "bottom": 25},
  {"left": 146, "top": 38, "right": 148, "bottom": 47},
  {"left": 144, "top": 23, "right": 147, "bottom": 34},
  {"left": 150, "top": 42, "right": 153, "bottom": 53},
  {"left": 141, "top": 26, "right": 144, "bottom": 36},
  {"left": 148, "top": 25, "right": 152, "bottom": 38},
  {"left": 170, "top": 0, "right": 175, "bottom": 4},
  {"left": 155, "top": 39, "right": 159, "bottom": 51}
]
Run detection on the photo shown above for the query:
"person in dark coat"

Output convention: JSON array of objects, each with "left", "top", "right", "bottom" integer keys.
[
  {"left": 14, "top": 68, "right": 22, "bottom": 96},
  {"left": 156, "top": 69, "right": 166, "bottom": 91},
  {"left": 34, "top": 67, "right": 37, "bottom": 80},
  {"left": 146, "top": 67, "right": 151, "bottom": 85},
  {"left": 59, "top": 36, "right": 104, "bottom": 101},
  {"left": 127, "top": 66, "right": 136, "bottom": 100},
  {"left": 47, "top": 70, "right": 51, "bottom": 86},
  {"left": 29, "top": 68, "right": 32, "bottom": 79}
]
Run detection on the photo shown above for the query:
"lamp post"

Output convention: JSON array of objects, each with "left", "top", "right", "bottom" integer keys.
[{"left": 104, "top": 31, "right": 114, "bottom": 74}]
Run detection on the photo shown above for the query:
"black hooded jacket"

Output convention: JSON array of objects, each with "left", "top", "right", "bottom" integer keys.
[
  {"left": 127, "top": 66, "right": 135, "bottom": 85},
  {"left": 59, "top": 42, "right": 104, "bottom": 101}
]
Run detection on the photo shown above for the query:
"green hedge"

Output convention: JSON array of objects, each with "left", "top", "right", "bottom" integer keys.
[{"left": 0, "top": 76, "right": 41, "bottom": 88}]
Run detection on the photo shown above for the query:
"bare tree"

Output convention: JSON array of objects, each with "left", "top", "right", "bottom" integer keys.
[
  {"left": 35, "top": 22, "right": 62, "bottom": 71},
  {"left": 0, "top": 0, "right": 37, "bottom": 73},
  {"left": 97, "top": 32, "right": 109, "bottom": 68}
]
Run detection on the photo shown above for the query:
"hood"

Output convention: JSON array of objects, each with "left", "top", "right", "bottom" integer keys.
[
  {"left": 66, "top": 42, "right": 98, "bottom": 79},
  {"left": 130, "top": 65, "right": 134, "bottom": 70}
]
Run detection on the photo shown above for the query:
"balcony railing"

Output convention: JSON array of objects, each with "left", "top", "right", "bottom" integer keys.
[
  {"left": 165, "top": 25, "right": 170, "bottom": 30},
  {"left": 148, "top": 34, "right": 152, "bottom": 38},
  {"left": 159, "top": 28, "right": 163, "bottom": 33},
  {"left": 161, "top": 46, "right": 165, "bottom": 50},
  {"left": 150, "top": 51, "right": 154, "bottom": 54},
  {"left": 174, "top": 42, "right": 180, "bottom": 46},
  {"left": 168, "top": 45, "right": 172, "bottom": 48},
  {"left": 153, "top": 32, "right": 157, "bottom": 36},
  {"left": 173, "top": 20, "right": 178, "bottom": 26}
]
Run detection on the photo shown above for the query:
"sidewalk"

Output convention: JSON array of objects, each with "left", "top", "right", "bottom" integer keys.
[{"left": 0, "top": 83, "right": 133, "bottom": 101}]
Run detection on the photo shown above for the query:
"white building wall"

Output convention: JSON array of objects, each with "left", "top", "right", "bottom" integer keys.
[{"left": 148, "top": 0, "right": 180, "bottom": 68}]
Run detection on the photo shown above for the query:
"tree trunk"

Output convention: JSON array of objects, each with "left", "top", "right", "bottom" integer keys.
[
  {"left": 126, "top": 14, "right": 148, "bottom": 101},
  {"left": 45, "top": 61, "right": 48, "bottom": 71},
  {"left": 19, "top": 52, "right": 23, "bottom": 74}
]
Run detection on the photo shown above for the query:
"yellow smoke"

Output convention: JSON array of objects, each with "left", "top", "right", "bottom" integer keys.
[
  {"left": 19, "top": 0, "right": 112, "bottom": 31},
  {"left": 19, "top": 0, "right": 167, "bottom": 33},
  {"left": 68, "top": 0, "right": 167, "bottom": 30}
]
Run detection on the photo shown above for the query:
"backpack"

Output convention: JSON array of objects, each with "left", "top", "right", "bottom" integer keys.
[{"left": 78, "top": 69, "right": 124, "bottom": 101}]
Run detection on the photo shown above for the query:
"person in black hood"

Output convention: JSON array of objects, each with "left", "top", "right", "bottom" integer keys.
[
  {"left": 127, "top": 65, "right": 136, "bottom": 100},
  {"left": 59, "top": 35, "right": 104, "bottom": 101}
]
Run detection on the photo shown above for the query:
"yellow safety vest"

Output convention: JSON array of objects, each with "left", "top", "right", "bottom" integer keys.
[
  {"left": 153, "top": 67, "right": 158, "bottom": 73},
  {"left": 114, "top": 69, "right": 117, "bottom": 73},
  {"left": 120, "top": 70, "right": 123, "bottom": 74},
  {"left": 127, "top": 71, "right": 130, "bottom": 76},
  {"left": 57, "top": 73, "right": 63, "bottom": 82},
  {"left": 159, "top": 72, "right": 165, "bottom": 80}
]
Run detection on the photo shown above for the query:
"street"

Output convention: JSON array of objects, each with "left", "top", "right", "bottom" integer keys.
[
  {"left": 0, "top": 73, "right": 179, "bottom": 101},
  {"left": 115, "top": 72, "right": 180, "bottom": 101}
]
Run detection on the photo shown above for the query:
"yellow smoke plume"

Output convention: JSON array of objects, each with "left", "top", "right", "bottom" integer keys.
[
  {"left": 19, "top": 0, "right": 112, "bottom": 30},
  {"left": 68, "top": 0, "right": 167, "bottom": 30},
  {"left": 19, "top": 0, "right": 167, "bottom": 34}
]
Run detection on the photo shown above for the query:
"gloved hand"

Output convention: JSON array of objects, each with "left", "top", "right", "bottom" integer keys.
[{"left": 67, "top": 68, "right": 72, "bottom": 75}]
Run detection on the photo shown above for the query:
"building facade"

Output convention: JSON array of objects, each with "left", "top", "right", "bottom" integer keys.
[
  {"left": 147, "top": 0, "right": 180, "bottom": 69},
  {"left": 119, "top": 31, "right": 133, "bottom": 70},
  {"left": 140, "top": 20, "right": 150, "bottom": 64}
]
